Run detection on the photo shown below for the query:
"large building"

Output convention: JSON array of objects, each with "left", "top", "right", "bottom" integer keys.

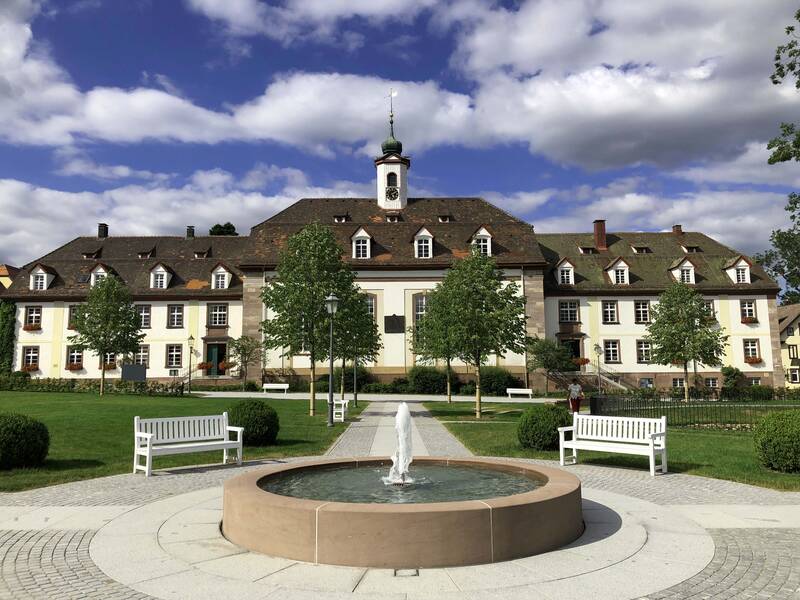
[
  {"left": 778, "top": 304, "right": 800, "bottom": 388},
  {"left": 0, "top": 125, "right": 784, "bottom": 389}
]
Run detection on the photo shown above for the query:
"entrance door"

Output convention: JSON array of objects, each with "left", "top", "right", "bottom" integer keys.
[
  {"left": 562, "top": 339, "right": 581, "bottom": 359},
  {"left": 206, "top": 343, "right": 227, "bottom": 376}
]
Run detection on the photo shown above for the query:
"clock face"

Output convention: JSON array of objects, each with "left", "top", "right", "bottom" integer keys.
[{"left": 386, "top": 186, "right": 399, "bottom": 201}]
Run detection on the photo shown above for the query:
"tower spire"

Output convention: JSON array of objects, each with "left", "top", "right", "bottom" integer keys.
[
  {"left": 389, "top": 88, "right": 395, "bottom": 137},
  {"left": 381, "top": 88, "right": 402, "bottom": 155}
]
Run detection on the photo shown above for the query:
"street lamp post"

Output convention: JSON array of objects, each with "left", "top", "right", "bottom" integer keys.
[
  {"left": 593, "top": 343, "right": 602, "bottom": 394},
  {"left": 187, "top": 335, "right": 195, "bottom": 394},
  {"left": 324, "top": 294, "right": 339, "bottom": 428}
]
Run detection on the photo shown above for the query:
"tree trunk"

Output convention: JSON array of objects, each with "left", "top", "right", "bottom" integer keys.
[
  {"left": 340, "top": 356, "right": 345, "bottom": 400},
  {"left": 692, "top": 360, "right": 698, "bottom": 392},
  {"left": 475, "top": 361, "right": 482, "bottom": 419},
  {"left": 100, "top": 356, "right": 105, "bottom": 396},
  {"left": 241, "top": 356, "right": 247, "bottom": 391},
  {"left": 545, "top": 371, "right": 549, "bottom": 394},
  {"left": 309, "top": 360, "right": 316, "bottom": 416},
  {"left": 683, "top": 361, "right": 689, "bottom": 402},
  {"left": 353, "top": 357, "right": 358, "bottom": 407},
  {"left": 446, "top": 357, "right": 452, "bottom": 404}
]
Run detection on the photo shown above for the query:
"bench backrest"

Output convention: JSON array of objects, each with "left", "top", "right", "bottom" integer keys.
[
  {"left": 134, "top": 413, "right": 229, "bottom": 444},
  {"left": 574, "top": 414, "right": 665, "bottom": 444}
]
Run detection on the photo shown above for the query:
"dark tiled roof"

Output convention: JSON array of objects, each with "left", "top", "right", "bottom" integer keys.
[
  {"left": 778, "top": 304, "right": 800, "bottom": 332},
  {"left": 245, "top": 197, "right": 546, "bottom": 267},
  {"left": 538, "top": 231, "right": 779, "bottom": 294},
  {"left": 3, "top": 236, "right": 248, "bottom": 300},
  {"left": 0, "top": 264, "right": 20, "bottom": 278}
]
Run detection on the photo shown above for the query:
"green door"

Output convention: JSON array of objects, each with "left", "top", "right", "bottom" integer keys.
[{"left": 207, "top": 344, "right": 220, "bottom": 377}]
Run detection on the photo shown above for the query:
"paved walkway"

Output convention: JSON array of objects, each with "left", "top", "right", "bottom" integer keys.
[{"left": 1, "top": 399, "right": 799, "bottom": 599}]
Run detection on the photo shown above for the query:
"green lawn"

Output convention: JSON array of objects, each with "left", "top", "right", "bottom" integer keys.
[
  {"left": 0, "top": 392, "right": 364, "bottom": 492},
  {"left": 424, "top": 401, "right": 800, "bottom": 491}
]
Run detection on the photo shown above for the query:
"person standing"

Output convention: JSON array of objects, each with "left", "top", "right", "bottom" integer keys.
[{"left": 567, "top": 378, "right": 583, "bottom": 414}]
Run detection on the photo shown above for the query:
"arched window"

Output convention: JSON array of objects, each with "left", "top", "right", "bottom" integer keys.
[{"left": 386, "top": 172, "right": 397, "bottom": 187}]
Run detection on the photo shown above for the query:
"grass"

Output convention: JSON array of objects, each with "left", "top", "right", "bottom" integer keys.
[
  {"left": 0, "top": 391, "right": 364, "bottom": 492},
  {"left": 424, "top": 401, "right": 800, "bottom": 491}
]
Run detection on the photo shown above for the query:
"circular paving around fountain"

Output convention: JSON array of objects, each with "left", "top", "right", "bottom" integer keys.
[{"left": 223, "top": 457, "right": 584, "bottom": 568}]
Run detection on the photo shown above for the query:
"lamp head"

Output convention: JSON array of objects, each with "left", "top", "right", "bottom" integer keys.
[
  {"left": 188, "top": 335, "right": 195, "bottom": 350},
  {"left": 325, "top": 293, "right": 339, "bottom": 315}
]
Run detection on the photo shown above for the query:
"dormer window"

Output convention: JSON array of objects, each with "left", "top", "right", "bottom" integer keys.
[
  {"left": 138, "top": 247, "right": 154, "bottom": 259},
  {"left": 472, "top": 227, "right": 492, "bottom": 257},
  {"left": 725, "top": 257, "right": 751, "bottom": 284},
  {"left": 193, "top": 248, "right": 210, "bottom": 259},
  {"left": 333, "top": 215, "right": 348, "bottom": 224},
  {"left": 736, "top": 267, "right": 747, "bottom": 283},
  {"left": 351, "top": 227, "right": 371, "bottom": 259},
  {"left": 82, "top": 249, "right": 100, "bottom": 259},
  {"left": 680, "top": 266, "right": 694, "bottom": 284},
  {"left": 386, "top": 214, "right": 400, "bottom": 223},
  {"left": 606, "top": 259, "right": 629, "bottom": 285},
  {"left": 212, "top": 265, "right": 231, "bottom": 289},
  {"left": 29, "top": 265, "right": 55, "bottom": 291},
  {"left": 438, "top": 215, "right": 452, "bottom": 223},
  {"left": 632, "top": 246, "right": 652, "bottom": 254},
  {"left": 682, "top": 245, "right": 702, "bottom": 253},
  {"left": 33, "top": 273, "right": 46, "bottom": 290},
  {"left": 149, "top": 264, "right": 172, "bottom": 289},
  {"left": 91, "top": 265, "right": 108, "bottom": 287},
  {"left": 414, "top": 228, "right": 433, "bottom": 259},
  {"left": 557, "top": 261, "right": 574, "bottom": 285},
  {"left": 614, "top": 268, "right": 627, "bottom": 284},
  {"left": 579, "top": 246, "right": 597, "bottom": 255}
]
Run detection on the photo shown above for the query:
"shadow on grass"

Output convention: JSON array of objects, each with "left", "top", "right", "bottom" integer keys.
[{"left": 40, "top": 458, "right": 105, "bottom": 471}]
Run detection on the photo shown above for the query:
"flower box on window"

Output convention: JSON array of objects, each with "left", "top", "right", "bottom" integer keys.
[
  {"left": 21, "top": 364, "right": 39, "bottom": 372},
  {"left": 744, "top": 356, "right": 762, "bottom": 364},
  {"left": 22, "top": 323, "right": 41, "bottom": 332},
  {"left": 102, "top": 362, "right": 117, "bottom": 371},
  {"left": 218, "top": 361, "right": 235, "bottom": 371},
  {"left": 741, "top": 316, "right": 758, "bottom": 324},
  {"left": 572, "top": 357, "right": 591, "bottom": 366},
  {"left": 197, "top": 361, "right": 213, "bottom": 371},
  {"left": 66, "top": 363, "right": 83, "bottom": 371}
]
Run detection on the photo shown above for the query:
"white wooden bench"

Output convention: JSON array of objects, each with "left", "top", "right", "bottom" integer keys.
[
  {"left": 333, "top": 397, "right": 349, "bottom": 423},
  {"left": 133, "top": 413, "right": 243, "bottom": 477},
  {"left": 558, "top": 414, "right": 667, "bottom": 476},
  {"left": 262, "top": 383, "right": 289, "bottom": 394},
  {"left": 507, "top": 387, "right": 533, "bottom": 399}
]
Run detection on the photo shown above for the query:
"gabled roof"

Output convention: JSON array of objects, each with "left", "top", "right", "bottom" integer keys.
[
  {"left": 668, "top": 256, "right": 699, "bottom": 270},
  {"left": 0, "top": 264, "right": 20, "bottom": 278},
  {"left": 722, "top": 255, "right": 753, "bottom": 269},
  {"left": 778, "top": 304, "right": 800, "bottom": 333},
  {"left": 604, "top": 257, "right": 629, "bottom": 271},
  {"left": 29, "top": 263, "right": 57, "bottom": 275},
  {"left": 148, "top": 262, "right": 174, "bottom": 274}
]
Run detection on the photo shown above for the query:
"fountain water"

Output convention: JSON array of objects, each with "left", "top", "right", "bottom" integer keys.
[{"left": 382, "top": 402, "right": 413, "bottom": 485}]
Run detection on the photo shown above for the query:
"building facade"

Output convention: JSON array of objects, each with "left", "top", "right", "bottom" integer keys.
[
  {"left": 778, "top": 304, "right": 800, "bottom": 388},
  {"left": 0, "top": 129, "right": 784, "bottom": 390}
]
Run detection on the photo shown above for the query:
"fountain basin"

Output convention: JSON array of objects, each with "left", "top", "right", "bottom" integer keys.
[{"left": 222, "top": 457, "right": 583, "bottom": 568}]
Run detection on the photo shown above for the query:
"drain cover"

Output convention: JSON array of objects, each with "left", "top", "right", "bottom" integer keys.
[{"left": 393, "top": 569, "right": 419, "bottom": 577}]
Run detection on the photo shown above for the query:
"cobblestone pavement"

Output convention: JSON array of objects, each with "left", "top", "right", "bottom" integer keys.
[{"left": 1, "top": 399, "right": 800, "bottom": 599}]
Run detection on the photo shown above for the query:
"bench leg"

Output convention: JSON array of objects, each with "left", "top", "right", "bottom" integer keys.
[
  {"left": 145, "top": 452, "right": 152, "bottom": 478},
  {"left": 237, "top": 443, "right": 243, "bottom": 466},
  {"left": 572, "top": 447, "right": 577, "bottom": 464},
  {"left": 223, "top": 448, "right": 228, "bottom": 464},
  {"left": 649, "top": 453, "right": 656, "bottom": 477},
  {"left": 661, "top": 450, "right": 668, "bottom": 474},
  {"left": 559, "top": 443, "right": 565, "bottom": 466},
  {"left": 133, "top": 452, "right": 139, "bottom": 474}
]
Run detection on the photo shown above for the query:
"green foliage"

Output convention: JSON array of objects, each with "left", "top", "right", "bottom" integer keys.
[
  {"left": 261, "top": 224, "right": 356, "bottom": 414},
  {"left": 517, "top": 404, "right": 572, "bottom": 450},
  {"left": 0, "top": 300, "right": 15, "bottom": 375},
  {"left": 753, "top": 194, "right": 800, "bottom": 304},
  {"left": 646, "top": 283, "right": 728, "bottom": 399},
  {"left": 227, "top": 336, "right": 264, "bottom": 390},
  {"left": 768, "top": 10, "right": 800, "bottom": 164},
  {"left": 0, "top": 413, "right": 50, "bottom": 469},
  {"left": 407, "top": 366, "right": 449, "bottom": 394},
  {"left": 68, "top": 276, "right": 143, "bottom": 394},
  {"left": 479, "top": 366, "right": 523, "bottom": 396},
  {"left": 227, "top": 399, "right": 280, "bottom": 446},
  {"left": 333, "top": 291, "right": 382, "bottom": 364},
  {"left": 0, "top": 376, "right": 184, "bottom": 395},
  {"left": 526, "top": 337, "right": 575, "bottom": 392},
  {"left": 209, "top": 222, "right": 238, "bottom": 236},
  {"left": 721, "top": 365, "right": 746, "bottom": 390},
  {"left": 333, "top": 364, "right": 372, "bottom": 392},
  {"left": 753, "top": 411, "right": 800, "bottom": 473},
  {"left": 412, "top": 285, "right": 461, "bottom": 400}
]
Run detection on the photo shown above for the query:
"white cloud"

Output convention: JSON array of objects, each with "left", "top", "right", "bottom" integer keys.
[
  {"left": 673, "top": 141, "right": 800, "bottom": 187},
  {"left": 53, "top": 147, "right": 173, "bottom": 182}
]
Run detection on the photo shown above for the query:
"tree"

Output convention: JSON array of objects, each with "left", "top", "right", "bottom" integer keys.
[
  {"left": 68, "top": 276, "right": 143, "bottom": 395},
  {"left": 332, "top": 288, "right": 381, "bottom": 405},
  {"left": 768, "top": 9, "right": 800, "bottom": 164},
  {"left": 227, "top": 336, "right": 264, "bottom": 391},
  {"left": 209, "top": 222, "right": 238, "bottom": 236},
  {"left": 261, "top": 224, "right": 355, "bottom": 416},
  {"left": 645, "top": 283, "right": 728, "bottom": 401},
  {"left": 0, "top": 300, "right": 15, "bottom": 374},
  {"left": 753, "top": 193, "right": 800, "bottom": 305},
  {"left": 411, "top": 286, "right": 460, "bottom": 402},
  {"left": 436, "top": 251, "right": 527, "bottom": 418},
  {"left": 526, "top": 337, "right": 575, "bottom": 394}
]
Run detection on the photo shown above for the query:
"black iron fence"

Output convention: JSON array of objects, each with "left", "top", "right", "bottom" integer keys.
[{"left": 591, "top": 389, "right": 800, "bottom": 428}]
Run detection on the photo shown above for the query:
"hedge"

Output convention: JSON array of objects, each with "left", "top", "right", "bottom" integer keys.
[
  {"left": 753, "top": 411, "right": 800, "bottom": 473},
  {"left": 0, "top": 413, "right": 50, "bottom": 469},
  {"left": 0, "top": 375, "right": 184, "bottom": 396},
  {"left": 517, "top": 404, "right": 572, "bottom": 450}
]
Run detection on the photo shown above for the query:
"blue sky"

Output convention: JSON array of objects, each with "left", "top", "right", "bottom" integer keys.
[{"left": 1, "top": 0, "right": 798, "bottom": 265}]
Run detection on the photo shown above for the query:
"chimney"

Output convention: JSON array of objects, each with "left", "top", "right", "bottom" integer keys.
[
  {"left": 672, "top": 224, "right": 683, "bottom": 235},
  {"left": 186, "top": 225, "right": 195, "bottom": 239},
  {"left": 97, "top": 223, "right": 108, "bottom": 239},
  {"left": 593, "top": 219, "right": 607, "bottom": 251}
]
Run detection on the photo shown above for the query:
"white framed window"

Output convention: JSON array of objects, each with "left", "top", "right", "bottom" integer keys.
[
  {"left": 680, "top": 267, "right": 693, "bottom": 284},
  {"left": 209, "top": 303, "right": 228, "bottom": 327},
  {"left": 603, "top": 340, "right": 620, "bottom": 363},
  {"left": 152, "top": 272, "right": 166, "bottom": 289},
  {"left": 602, "top": 300, "right": 618, "bottom": 324},
  {"left": 614, "top": 268, "right": 627, "bottom": 285},
  {"left": 214, "top": 272, "right": 227, "bottom": 289},
  {"left": 636, "top": 340, "right": 651, "bottom": 363},
  {"left": 33, "top": 273, "right": 46, "bottom": 290},
  {"left": 558, "top": 300, "right": 579, "bottom": 322},
  {"left": 134, "top": 345, "right": 149, "bottom": 367},
  {"left": 365, "top": 295, "right": 376, "bottom": 320},
  {"left": 789, "top": 369, "right": 800, "bottom": 384},
  {"left": 103, "top": 352, "right": 116, "bottom": 366},
  {"left": 672, "top": 378, "right": 685, "bottom": 388},
  {"left": 639, "top": 377, "right": 654, "bottom": 388},
  {"left": 748, "top": 377, "right": 761, "bottom": 386},
  {"left": 353, "top": 237, "right": 370, "bottom": 259},
  {"left": 136, "top": 305, "right": 151, "bottom": 329},
  {"left": 789, "top": 344, "right": 798, "bottom": 359},
  {"left": 166, "top": 344, "right": 182, "bottom": 368},
  {"left": 168, "top": 304, "right": 184, "bottom": 328},
  {"left": 67, "top": 347, "right": 83, "bottom": 366},
  {"left": 704, "top": 377, "right": 718, "bottom": 388},
  {"left": 23, "top": 347, "right": 39, "bottom": 367},
  {"left": 24, "top": 306, "right": 42, "bottom": 326},
  {"left": 743, "top": 339, "right": 759, "bottom": 359},
  {"left": 168, "top": 369, "right": 179, "bottom": 377},
  {"left": 740, "top": 300, "right": 756, "bottom": 321},
  {"left": 735, "top": 267, "right": 748, "bottom": 284},
  {"left": 634, "top": 300, "right": 650, "bottom": 324},
  {"left": 415, "top": 237, "right": 432, "bottom": 259},
  {"left": 558, "top": 267, "right": 573, "bottom": 285},
  {"left": 474, "top": 237, "right": 490, "bottom": 256},
  {"left": 703, "top": 300, "right": 715, "bottom": 320},
  {"left": 414, "top": 294, "right": 427, "bottom": 324}
]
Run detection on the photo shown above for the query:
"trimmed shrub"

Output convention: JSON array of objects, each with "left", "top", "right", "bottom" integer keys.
[
  {"left": 333, "top": 364, "right": 372, "bottom": 392},
  {"left": 0, "top": 413, "right": 50, "bottom": 469},
  {"left": 391, "top": 377, "right": 410, "bottom": 393},
  {"left": 361, "top": 382, "right": 394, "bottom": 394},
  {"left": 517, "top": 404, "right": 572, "bottom": 450},
  {"left": 227, "top": 399, "right": 280, "bottom": 446},
  {"left": 479, "top": 367, "right": 523, "bottom": 396},
  {"left": 407, "top": 366, "right": 448, "bottom": 394},
  {"left": 753, "top": 411, "right": 800, "bottom": 473},
  {"left": 458, "top": 382, "right": 476, "bottom": 396}
]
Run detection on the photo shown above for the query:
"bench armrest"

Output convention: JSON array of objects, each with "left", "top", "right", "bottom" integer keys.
[
  {"left": 227, "top": 426, "right": 244, "bottom": 440},
  {"left": 134, "top": 432, "right": 153, "bottom": 440},
  {"left": 650, "top": 431, "right": 666, "bottom": 439},
  {"left": 557, "top": 426, "right": 574, "bottom": 433}
]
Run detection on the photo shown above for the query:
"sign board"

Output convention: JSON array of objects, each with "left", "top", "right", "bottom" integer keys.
[
  {"left": 121, "top": 364, "right": 147, "bottom": 382},
  {"left": 384, "top": 314, "right": 406, "bottom": 334}
]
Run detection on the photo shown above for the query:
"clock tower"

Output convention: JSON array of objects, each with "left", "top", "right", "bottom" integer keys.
[{"left": 375, "top": 110, "right": 410, "bottom": 210}]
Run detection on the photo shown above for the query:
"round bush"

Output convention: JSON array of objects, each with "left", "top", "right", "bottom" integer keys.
[
  {"left": 0, "top": 413, "right": 50, "bottom": 469},
  {"left": 407, "top": 366, "right": 448, "bottom": 394},
  {"left": 227, "top": 400, "right": 280, "bottom": 446},
  {"left": 753, "top": 411, "right": 800, "bottom": 473},
  {"left": 517, "top": 404, "right": 572, "bottom": 450},
  {"left": 480, "top": 367, "right": 523, "bottom": 396}
]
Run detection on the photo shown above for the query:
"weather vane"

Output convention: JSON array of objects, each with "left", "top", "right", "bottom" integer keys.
[{"left": 386, "top": 88, "right": 398, "bottom": 135}]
